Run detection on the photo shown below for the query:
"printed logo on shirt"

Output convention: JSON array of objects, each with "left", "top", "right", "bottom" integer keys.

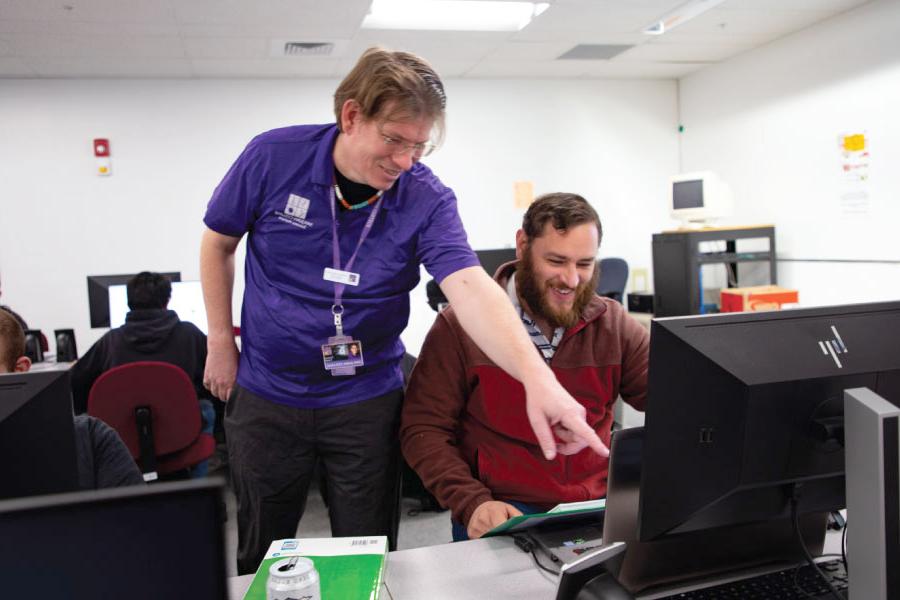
[
  {"left": 276, "top": 193, "right": 313, "bottom": 230},
  {"left": 285, "top": 194, "right": 310, "bottom": 219}
]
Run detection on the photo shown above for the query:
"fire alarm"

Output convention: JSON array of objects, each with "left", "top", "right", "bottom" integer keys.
[{"left": 93, "top": 138, "right": 110, "bottom": 157}]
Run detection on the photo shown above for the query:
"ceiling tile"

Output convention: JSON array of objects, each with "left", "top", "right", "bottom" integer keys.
[
  {"left": 465, "top": 59, "right": 590, "bottom": 78},
  {"left": 182, "top": 37, "right": 269, "bottom": 60},
  {"left": 174, "top": 0, "right": 370, "bottom": 39},
  {"left": 0, "top": 0, "right": 876, "bottom": 79},
  {"left": 23, "top": 56, "right": 193, "bottom": 78},
  {"left": 3, "top": 32, "right": 185, "bottom": 59},
  {"left": 619, "top": 41, "right": 756, "bottom": 63},
  {"left": 0, "top": 0, "right": 176, "bottom": 23},
  {"left": 581, "top": 60, "right": 708, "bottom": 79},
  {"left": 189, "top": 57, "right": 342, "bottom": 78},
  {"left": 673, "top": 8, "right": 837, "bottom": 36}
]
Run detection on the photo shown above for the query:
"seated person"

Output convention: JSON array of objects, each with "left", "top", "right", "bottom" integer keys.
[
  {"left": 401, "top": 193, "right": 649, "bottom": 540},
  {"left": 71, "top": 271, "right": 215, "bottom": 476},
  {"left": 0, "top": 309, "right": 143, "bottom": 489}
]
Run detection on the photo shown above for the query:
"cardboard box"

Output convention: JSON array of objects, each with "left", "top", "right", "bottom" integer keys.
[{"left": 720, "top": 285, "right": 799, "bottom": 313}]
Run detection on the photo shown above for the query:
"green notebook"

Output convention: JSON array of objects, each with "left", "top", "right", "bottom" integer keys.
[
  {"left": 482, "top": 498, "right": 606, "bottom": 537},
  {"left": 242, "top": 536, "right": 387, "bottom": 600}
]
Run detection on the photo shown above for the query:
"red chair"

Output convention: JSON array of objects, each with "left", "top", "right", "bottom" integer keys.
[{"left": 87, "top": 361, "right": 215, "bottom": 482}]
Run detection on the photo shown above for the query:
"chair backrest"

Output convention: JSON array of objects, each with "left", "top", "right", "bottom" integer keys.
[
  {"left": 598, "top": 258, "right": 629, "bottom": 304},
  {"left": 87, "top": 361, "right": 200, "bottom": 459}
]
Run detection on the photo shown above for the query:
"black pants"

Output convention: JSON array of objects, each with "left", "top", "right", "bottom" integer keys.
[{"left": 225, "top": 384, "right": 403, "bottom": 575}]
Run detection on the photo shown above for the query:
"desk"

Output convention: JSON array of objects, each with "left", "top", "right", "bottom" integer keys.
[
  {"left": 228, "top": 529, "right": 843, "bottom": 599},
  {"left": 227, "top": 537, "right": 552, "bottom": 600}
]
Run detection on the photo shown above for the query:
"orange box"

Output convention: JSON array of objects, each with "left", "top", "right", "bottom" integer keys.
[{"left": 720, "top": 285, "right": 799, "bottom": 313}]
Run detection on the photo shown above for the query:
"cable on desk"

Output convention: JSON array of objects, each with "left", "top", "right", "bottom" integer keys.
[
  {"left": 790, "top": 484, "right": 846, "bottom": 600},
  {"left": 512, "top": 534, "right": 559, "bottom": 582}
]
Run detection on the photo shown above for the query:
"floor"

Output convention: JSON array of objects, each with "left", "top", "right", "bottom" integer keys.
[{"left": 214, "top": 461, "right": 453, "bottom": 577}]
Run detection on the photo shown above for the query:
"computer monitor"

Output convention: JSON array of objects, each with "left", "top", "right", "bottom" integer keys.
[
  {"left": 109, "top": 280, "right": 208, "bottom": 334},
  {"left": 0, "top": 368, "right": 79, "bottom": 500},
  {"left": 669, "top": 171, "right": 733, "bottom": 227},
  {"left": 638, "top": 301, "right": 900, "bottom": 542},
  {"left": 0, "top": 479, "right": 227, "bottom": 599},
  {"left": 87, "top": 272, "right": 181, "bottom": 328},
  {"left": 475, "top": 248, "right": 517, "bottom": 278}
]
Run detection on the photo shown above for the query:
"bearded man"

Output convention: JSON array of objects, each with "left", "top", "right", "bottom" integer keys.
[{"left": 400, "top": 192, "right": 650, "bottom": 540}]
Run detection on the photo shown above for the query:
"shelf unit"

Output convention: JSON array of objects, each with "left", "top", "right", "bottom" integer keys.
[{"left": 652, "top": 225, "right": 776, "bottom": 317}]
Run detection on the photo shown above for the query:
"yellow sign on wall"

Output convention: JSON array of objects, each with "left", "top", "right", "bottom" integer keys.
[{"left": 513, "top": 181, "right": 534, "bottom": 209}]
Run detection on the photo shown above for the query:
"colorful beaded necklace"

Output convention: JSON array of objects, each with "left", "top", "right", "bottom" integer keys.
[{"left": 334, "top": 177, "right": 383, "bottom": 210}]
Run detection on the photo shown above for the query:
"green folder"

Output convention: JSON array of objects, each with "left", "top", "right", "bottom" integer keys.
[{"left": 482, "top": 498, "right": 606, "bottom": 537}]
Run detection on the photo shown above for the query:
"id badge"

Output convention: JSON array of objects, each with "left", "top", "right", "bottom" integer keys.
[
  {"left": 323, "top": 268, "right": 360, "bottom": 286},
  {"left": 322, "top": 336, "right": 364, "bottom": 376}
]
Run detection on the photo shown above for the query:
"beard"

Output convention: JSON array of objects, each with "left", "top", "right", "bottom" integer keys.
[{"left": 517, "top": 248, "right": 599, "bottom": 329}]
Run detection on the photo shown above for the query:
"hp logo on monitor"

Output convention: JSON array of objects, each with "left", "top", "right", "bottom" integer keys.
[{"left": 818, "top": 326, "right": 848, "bottom": 368}]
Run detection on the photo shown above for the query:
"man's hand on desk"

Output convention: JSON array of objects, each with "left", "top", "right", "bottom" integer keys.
[{"left": 468, "top": 501, "right": 524, "bottom": 539}]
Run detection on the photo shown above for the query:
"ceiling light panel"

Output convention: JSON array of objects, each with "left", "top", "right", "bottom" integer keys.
[{"left": 362, "top": 0, "right": 550, "bottom": 32}]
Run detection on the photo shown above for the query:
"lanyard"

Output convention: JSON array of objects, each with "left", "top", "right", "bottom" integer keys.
[{"left": 329, "top": 185, "right": 383, "bottom": 335}]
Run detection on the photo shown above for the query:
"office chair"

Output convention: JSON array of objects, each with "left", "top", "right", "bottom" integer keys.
[
  {"left": 87, "top": 361, "right": 215, "bottom": 482},
  {"left": 598, "top": 258, "right": 629, "bottom": 304}
]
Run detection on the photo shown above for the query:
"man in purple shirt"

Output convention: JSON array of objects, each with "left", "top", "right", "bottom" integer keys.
[{"left": 201, "top": 47, "right": 606, "bottom": 574}]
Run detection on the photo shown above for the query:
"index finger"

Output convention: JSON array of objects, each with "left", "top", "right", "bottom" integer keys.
[
  {"left": 527, "top": 409, "right": 558, "bottom": 461},
  {"left": 559, "top": 413, "right": 609, "bottom": 457}
]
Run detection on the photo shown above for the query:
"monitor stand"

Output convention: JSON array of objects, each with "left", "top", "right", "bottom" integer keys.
[
  {"left": 602, "top": 427, "right": 827, "bottom": 594},
  {"left": 844, "top": 387, "right": 900, "bottom": 599}
]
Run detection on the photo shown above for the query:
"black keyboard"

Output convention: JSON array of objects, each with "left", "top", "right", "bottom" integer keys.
[{"left": 656, "top": 558, "right": 848, "bottom": 599}]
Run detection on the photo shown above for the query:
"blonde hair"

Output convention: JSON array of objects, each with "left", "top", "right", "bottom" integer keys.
[{"left": 334, "top": 47, "right": 446, "bottom": 145}]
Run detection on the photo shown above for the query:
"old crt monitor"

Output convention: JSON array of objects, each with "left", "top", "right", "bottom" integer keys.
[
  {"left": 87, "top": 271, "right": 180, "bottom": 328},
  {"left": 638, "top": 301, "right": 900, "bottom": 542},
  {"left": 109, "top": 280, "right": 208, "bottom": 334},
  {"left": 0, "top": 479, "right": 227, "bottom": 599},
  {"left": 670, "top": 171, "right": 733, "bottom": 227},
  {"left": 0, "top": 368, "right": 79, "bottom": 500}
]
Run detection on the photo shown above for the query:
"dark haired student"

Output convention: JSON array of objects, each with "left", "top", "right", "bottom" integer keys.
[{"left": 70, "top": 271, "right": 214, "bottom": 475}]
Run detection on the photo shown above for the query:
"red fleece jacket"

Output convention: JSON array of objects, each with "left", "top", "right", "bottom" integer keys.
[{"left": 400, "top": 261, "right": 649, "bottom": 528}]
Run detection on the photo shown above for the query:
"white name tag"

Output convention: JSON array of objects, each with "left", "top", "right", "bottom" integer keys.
[{"left": 323, "top": 268, "right": 360, "bottom": 286}]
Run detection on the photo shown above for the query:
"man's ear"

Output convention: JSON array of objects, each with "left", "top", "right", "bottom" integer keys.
[
  {"left": 339, "top": 99, "right": 363, "bottom": 134},
  {"left": 515, "top": 229, "right": 528, "bottom": 260},
  {"left": 14, "top": 355, "right": 31, "bottom": 372}
]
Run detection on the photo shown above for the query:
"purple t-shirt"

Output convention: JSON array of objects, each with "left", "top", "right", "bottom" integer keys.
[{"left": 204, "top": 124, "right": 479, "bottom": 408}]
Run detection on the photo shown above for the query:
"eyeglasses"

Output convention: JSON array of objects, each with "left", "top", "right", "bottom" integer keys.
[{"left": 379, "top": 131, "right": 437, "bottom": 159}]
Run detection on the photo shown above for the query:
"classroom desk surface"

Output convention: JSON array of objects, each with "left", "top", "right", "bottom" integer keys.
[
  {"left": 228, "top": 527, "right": 844, "bottom": 599},
  {"left": 227, "top": 536, "right": 552, "bottom": 600}
]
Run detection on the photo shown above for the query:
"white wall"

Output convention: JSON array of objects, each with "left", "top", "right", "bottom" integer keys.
[
  {"left": 0, "top": 77, "right": 677, "bottom": 356},
  {"left": 678, "top": 0, "right": 900, "bottom": 306}
]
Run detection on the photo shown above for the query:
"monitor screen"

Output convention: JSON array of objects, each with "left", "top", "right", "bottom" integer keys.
[
  {"left": 638, "top": 301, "right": 900, "bottom": 541},
  {"left": 0, "top": 368, "right": 79, "bottom": 500},
  {"left": 475, "top": 248, "right": 517, "bottom": 278},
  {"left": 109, "top": 280, "right": 208, "bottom": 335},
  {"left": 672, "top": 179, "right": 703, "bottom": 210},
  {"left": 87, "top": 272, "right": 180, "bottom": 328},
  {"left": 0, "top": 479, "right": 227, "bottom": 599}
]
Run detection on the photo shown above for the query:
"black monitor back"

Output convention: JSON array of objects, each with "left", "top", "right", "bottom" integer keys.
[
  {"left": 475, "top": 248, "right": 517, "bottom": 278},
  {"left": 87, "top": 271, "right": 180, "bottom": 328},
  {"left": 639, "top": 301, "right": 900, "bottom": 541},
  {"left": 0, "top": 368, "right": 79, "bottom": 500},
  {"left": 0, "top": 479, "right": 228, "bottom": 599}
]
